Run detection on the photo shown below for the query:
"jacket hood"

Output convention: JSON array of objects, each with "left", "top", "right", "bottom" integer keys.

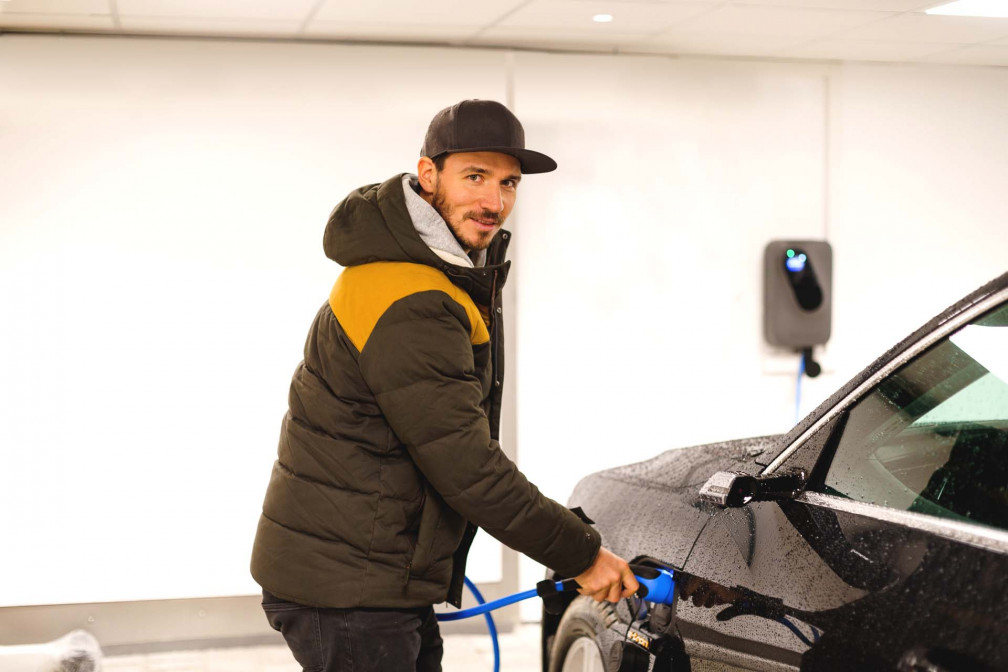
[
  {"left": 323, "top": 174, "right": 444, "bottom": 268},
  {"left": 322, "top": 174, "right": 512, "bottom": 304}
]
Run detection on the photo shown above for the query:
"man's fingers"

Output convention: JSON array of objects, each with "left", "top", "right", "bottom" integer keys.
[
  {"left": 602, "top": 572, "right": 636, "bottom": 603},
  {"left": 580, "top": 577, "right": 624, "bottom": 603},
  {"left": 606, "top": 581, "right": 624, "bottom": 603},
  {"left": 572, "top": 547, "right": 639, "bottom": 604},
  {"left": 622, "top": 567, "right": 640, "bottom": 595}
]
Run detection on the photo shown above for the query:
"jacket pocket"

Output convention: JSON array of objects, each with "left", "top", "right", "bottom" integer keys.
[
  {"left": 407, "top": 486, "right": 466, "bottom": 582},
  {"left": 407, "top": 486, "right": 439, "bottom": 581}
]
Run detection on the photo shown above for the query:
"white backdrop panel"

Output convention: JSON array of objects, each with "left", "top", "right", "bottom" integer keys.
[{"left": 0, "top": 36, "right": 508, "bottom": 606}]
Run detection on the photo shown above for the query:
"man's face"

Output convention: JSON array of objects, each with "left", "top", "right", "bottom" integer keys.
[{"left": 421, "top": 151, "right": 522, "bottom": 253}]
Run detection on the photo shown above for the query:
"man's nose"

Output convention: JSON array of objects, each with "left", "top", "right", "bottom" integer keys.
[{"left": 479, "top": 185, "right": 504, "bottom": 213}]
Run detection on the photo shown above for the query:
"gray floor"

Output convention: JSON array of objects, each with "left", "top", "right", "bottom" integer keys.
[{"left": 103, "top": 624, "right": 542, "bottom": 672}]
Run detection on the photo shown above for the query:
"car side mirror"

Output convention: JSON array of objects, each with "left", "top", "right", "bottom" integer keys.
[{"left": 699, "top": 468, "right": 807, "bottom": 508}]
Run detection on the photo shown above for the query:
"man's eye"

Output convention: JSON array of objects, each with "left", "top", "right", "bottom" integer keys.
[
  {"left": 502, "top": 180, "right": 517, "bottom": 189},
  {"left": 467, "top": 174, "right": 482, "bottom": 183}
]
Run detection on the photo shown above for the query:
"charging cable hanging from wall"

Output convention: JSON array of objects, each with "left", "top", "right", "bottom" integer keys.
[{"left": 763, "top": 240, "right": 832, "bottom": 422}]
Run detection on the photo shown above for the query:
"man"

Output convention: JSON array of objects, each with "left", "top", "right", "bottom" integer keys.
[{"left": 251, "top": 99, "right": 637, "bottom": 671}]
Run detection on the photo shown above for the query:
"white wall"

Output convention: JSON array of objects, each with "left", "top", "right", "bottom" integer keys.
[
  {"left": 0, "top": 35, "right": 509, "bottom": 606},
  {"left": 509, "top": 53, "right": 1007, "bottom": 615},
  {"left": 0, "top": 34, "right": 1005, "bottom": 611}
]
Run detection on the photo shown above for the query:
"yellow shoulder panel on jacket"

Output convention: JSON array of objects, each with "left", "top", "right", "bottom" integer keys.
[{"left": 329, "top": 262, "right": 490, "bottom": 352}]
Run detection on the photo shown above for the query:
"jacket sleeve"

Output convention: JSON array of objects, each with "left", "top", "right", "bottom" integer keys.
[{"left": 357, "top": 290, "right": 600, "bottom": 578}]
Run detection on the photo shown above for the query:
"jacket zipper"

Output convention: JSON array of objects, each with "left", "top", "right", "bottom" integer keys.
[
  {"left": 404, "top": 488, "right": 426, "bottom": 585},
  {"left": 490, "top": 269, "right": 499, "bottom": 393}
]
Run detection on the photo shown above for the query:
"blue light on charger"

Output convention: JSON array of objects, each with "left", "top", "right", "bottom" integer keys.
[{"left": 786, "top": 253, "right": 807, "bottom": 273}]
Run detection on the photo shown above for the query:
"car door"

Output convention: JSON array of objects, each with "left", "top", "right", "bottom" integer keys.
[{"left": 678, "top": 291, "right": 1008, "bottom": 671}]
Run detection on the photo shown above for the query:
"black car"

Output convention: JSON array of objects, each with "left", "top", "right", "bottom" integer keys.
[{"left": 543, "top": 271, "right": 1008, "bottom": 672}]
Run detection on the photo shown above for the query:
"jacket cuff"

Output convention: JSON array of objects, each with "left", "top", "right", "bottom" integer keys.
[{"left": 552, "top": 522, "right": 602, "bottom": 578}]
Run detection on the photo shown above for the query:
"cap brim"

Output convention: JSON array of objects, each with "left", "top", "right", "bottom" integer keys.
[{"left": 436, "top": 146, "right": 557, "bottom": 174}]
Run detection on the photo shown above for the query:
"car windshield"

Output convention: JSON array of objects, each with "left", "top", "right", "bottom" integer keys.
[{"left": 821, "top": 299, "right": 1008, "bottom": 532}]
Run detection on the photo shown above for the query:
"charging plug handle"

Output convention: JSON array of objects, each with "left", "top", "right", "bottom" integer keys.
[
  {"left": 538, "top": 566, "right": 677, "bottom": 608},
  {"left": 630, "top": 565, "right": 676, "bottom": 605}
]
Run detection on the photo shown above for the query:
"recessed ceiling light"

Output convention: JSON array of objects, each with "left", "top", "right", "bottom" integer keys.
[
  {"left": 593, "top": 14, "right": 614, "bottom": 23},
  {"left": 926, "top": 0, "right": 1008, "bottom": 18}
]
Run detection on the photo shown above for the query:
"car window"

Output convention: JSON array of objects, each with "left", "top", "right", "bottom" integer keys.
[{"left": 817, "top": 301, "right": 1008, "bottom": 532}]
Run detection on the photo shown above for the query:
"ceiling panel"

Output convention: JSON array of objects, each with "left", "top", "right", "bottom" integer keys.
[
  {"left": 494, "top": 0, "right": 713, "bottom": 32},
  {"left": 116, "top": 0, "right": 317, "bottom": 21},
  {"left": 0, "top": 13, "right": 114, "bottom": 29},
  {"left": 666, "top": 5, "right": 890, "bottom": 39},
  {"left": 779, "top": 37, "right": 952, "bottom": 60},
  {"left": 559, "top": 0, "right": 725, "bottom": 4},
  {"left": 117, "top": 16, "right": 301, "bottom": 37},
  {"left": 731, "top": 0, "right": 941, "bottom": 10},
  {"left": 313, "top": 0, "right": 527, "bottom": 26},
  {"left": 472, "top": 25, "right": 646, "bottom": 50},
  {"left": 838, "top": 13, "right": 1008, "bottom": 43},
  {"left": 1, "top": 0, "right": 1007, "bottom": 67},
  {"left": 305, "top": 21, "right": 483, "bottom": 42},
  {"left": 0, "top": 0, "right": 109, "bottom": 13},
  {"left": 632, "top": 31, "right": 806, "bottom": 56}
]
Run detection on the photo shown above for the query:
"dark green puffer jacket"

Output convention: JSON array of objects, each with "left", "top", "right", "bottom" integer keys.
[{"left": 250, "top": 174, "right": 600, "bottom": 608}]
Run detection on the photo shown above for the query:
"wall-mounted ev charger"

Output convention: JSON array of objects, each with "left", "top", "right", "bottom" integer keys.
[{"left": 763, "top": 240, "right": 832, "bottom": 377}]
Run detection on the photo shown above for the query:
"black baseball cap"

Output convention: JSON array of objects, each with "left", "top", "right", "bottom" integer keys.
[{"left": 421, "top": 99, "right": 557, "bottom": 174}]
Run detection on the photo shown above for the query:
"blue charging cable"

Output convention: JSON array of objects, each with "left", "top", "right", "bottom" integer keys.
[
  {"left": 441, "top": 568, "right": 677, "bottom": 621},
  {"left": 439, "top": 582, "right": 560, "bottom": 622},
  {"left": 458, "top": 577, "right": 501, "bottom": 672},
  {"left": 777, "top": 615, "right": 821, "bottom": 647},
  {"left": 438, "top": 568, "right": 677, "bottom": 671},
  {"left": 445, "top": 568, "right": 820, "bottom": 670},
  {"left": 795, "top": 354, "right": 805, "bottom": 425}
]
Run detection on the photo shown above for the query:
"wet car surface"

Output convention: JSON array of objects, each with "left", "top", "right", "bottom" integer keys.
[{"left": 542, "top": 271, "right": 1008, "bottom": 672}]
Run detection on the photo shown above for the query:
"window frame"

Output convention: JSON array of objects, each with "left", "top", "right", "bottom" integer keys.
[{"left": 763, "top": 286, "right": 1008, "bottom": 554}]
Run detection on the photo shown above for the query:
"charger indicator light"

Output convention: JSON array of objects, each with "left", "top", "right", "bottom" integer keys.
[{"left": 786, "top": 254, "right": 807, "bottom": 272}]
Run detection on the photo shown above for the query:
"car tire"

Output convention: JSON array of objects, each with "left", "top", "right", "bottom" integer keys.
[{"left": 547, "top": 596, "right": 618, "bottom": 672}]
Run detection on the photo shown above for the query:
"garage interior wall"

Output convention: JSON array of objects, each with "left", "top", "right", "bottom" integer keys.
[
  {"left": 508, "top": 51, "right": 1007, "bottom": 615},
  {"left": 0, "top": 34, "right": 1005, "bottom": 621}
]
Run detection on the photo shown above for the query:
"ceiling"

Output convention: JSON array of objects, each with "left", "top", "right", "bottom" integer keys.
[{"left": 2, "top": 0, "right": 1008, "bottom": 66}]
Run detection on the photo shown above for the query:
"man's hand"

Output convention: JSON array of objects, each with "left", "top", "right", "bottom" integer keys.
[{"left": 573, "top": 547, "right": 639, "bottom": 603}]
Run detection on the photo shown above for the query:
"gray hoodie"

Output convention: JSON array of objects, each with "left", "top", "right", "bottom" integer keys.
[{"left": 402, "top": 174, "right": 487, "bottom": 268}]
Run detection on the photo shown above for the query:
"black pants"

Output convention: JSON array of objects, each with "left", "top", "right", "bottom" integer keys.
[{"left": 262, "top": 590, "right": 444, "bottom": 672}]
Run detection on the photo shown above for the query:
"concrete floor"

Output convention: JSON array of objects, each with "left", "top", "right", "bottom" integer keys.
[{"left": 103, "top": 624, "right": 543, "bottom": 672}]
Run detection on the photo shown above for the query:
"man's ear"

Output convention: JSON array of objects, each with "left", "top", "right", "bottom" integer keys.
[{"left": 417, "top": 156, "right": 438, "bottom": 193}]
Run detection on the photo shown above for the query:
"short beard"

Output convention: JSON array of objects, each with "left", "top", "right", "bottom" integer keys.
[{"left": 431, "top": 181, "right": 500, "bottom": 252}]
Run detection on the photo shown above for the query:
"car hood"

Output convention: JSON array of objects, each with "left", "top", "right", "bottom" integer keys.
[{"left": 566, "top": 435, "right": 782, "bottom": 571}]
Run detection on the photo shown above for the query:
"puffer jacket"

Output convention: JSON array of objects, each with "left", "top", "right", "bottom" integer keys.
[{"left": 250, "top": 174, "right": 601, "bottom": 608}]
